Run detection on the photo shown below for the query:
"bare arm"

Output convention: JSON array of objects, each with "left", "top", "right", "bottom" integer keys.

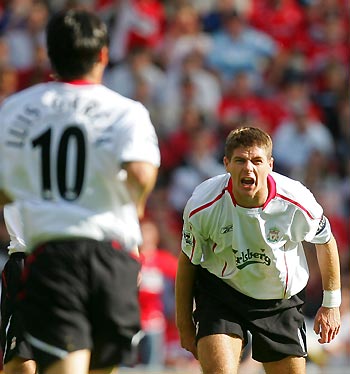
[
  {"left": 175, "top": 251, "right": 198, "bottom": 359},
  {"left": 316, "top": 234, "right": 341, "bottom": 291},
  {"left": 313, "top": 234, "right": 341, "bottom": 344},
  {"left": 123, "top": 161, "right": 158, "bottom": 219}
]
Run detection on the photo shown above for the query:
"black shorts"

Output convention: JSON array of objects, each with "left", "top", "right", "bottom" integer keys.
[
  {"left": 0, "top": 252, "right": 34, "bottom": 364},
  {"left": 193, "top": 267, "right": 307, "bottom": 363},
  {"left": 17, "top": 239, "right": 141, "bottom": 372}
]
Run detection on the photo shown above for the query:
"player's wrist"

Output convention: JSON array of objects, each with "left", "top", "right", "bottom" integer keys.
[{"left": 322, "top": 289, "right": 341, "bottom": 308}]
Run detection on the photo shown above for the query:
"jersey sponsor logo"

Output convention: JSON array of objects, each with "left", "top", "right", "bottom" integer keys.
[
  {"left": 220, "top": 224, "right": 233, "bottom": 234},
  {"left": 267, "top": 227, "right": 280, "bottom": 243},
  {"left": 316, "top": 215, "right": 326, "bottom": 235},
  {"left": 183, "top": 230, "right": 193, "bottom": 246},
  {"left": 234, "top": 248, "right": 271, "bottom": 269}
]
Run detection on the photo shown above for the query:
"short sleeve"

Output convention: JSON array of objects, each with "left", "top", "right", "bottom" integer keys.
[
  {"left": 308, "top": 214, "right": 332, "bottom": 244},
  {"left": 115, "top": 102, "right": 160, "bottom": 167},
  {"left": 181, "top": 199, "right": 207, "bottom": 264}
]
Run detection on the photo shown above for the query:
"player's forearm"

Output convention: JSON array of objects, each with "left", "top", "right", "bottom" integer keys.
[
  {"left": 313, "top": 235, "right": 341, "bottom": 343},
  {"left": 315, "top": 234, "right": 341, "bottom": 292},
  {"left": 175, "top": 251, "right": 197, "bottom": 330}
]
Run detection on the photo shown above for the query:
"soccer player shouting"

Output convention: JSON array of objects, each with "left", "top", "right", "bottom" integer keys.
[{"left": 176, "top": 127, "right": 341, "bottom": 374}]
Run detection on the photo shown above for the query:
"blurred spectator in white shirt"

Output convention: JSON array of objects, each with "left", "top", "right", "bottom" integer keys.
[
  {"left": 204, "top": 9, "right": 278, "bottom": 91},
  {"left": 273, "top": 102, "right": 335, "bottom": 177},
  {"left": 158, "top": 50, "right": 221, "bottom": 135},
  {"left": 4, "top": 0, "right": 49, "bottom": 70},
  {"left": 103, "top": 45, "right": 165, "bottom": 102},
  {"left": 167, "top": 127, "right": 225, "bottom": 217},
  {"left": 155, "top": 4, "right": 212, "bottom": 72}
]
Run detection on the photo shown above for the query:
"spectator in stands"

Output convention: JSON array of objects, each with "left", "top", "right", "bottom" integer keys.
[
  {"left": 168, "top": 127, "right": 225, "bottom": 218},
  {"left": 200, "top": 0, "right": 253, "bottom": 34},
  {"left": 247, "top": 0, "right": 305, "bottom": 50},
  {"left": 217, "top": 70, "right": 277, "bottom": 136},
  {"left": 269, "top": 71, "right": 322, "bottom": 133},
  {"left": 159, "top": 106, "right": 206, "bottom": 177},
  {"left": 0, "top": 36, "right": 11, "bottom": 66},
  {"left": 294, "top": 4, "right": 349, "bottom": 74},
  {"left": 103, "top": 45, "right": 165, "bottom": 103},
  {"left": 0, "top": 65, "right": 19, "bottom": 104},
  {"left": 17, "top": 44, "right": 52, "bottom": 90},
  {"left": 313, "top": 60, "right": 348, "bottom": 141},
  {"left": 158, "top": 50, "right": 221, "bottom": 135},
  {"left": 336, "top": 95, "right": 350, "bottom": 198},
  {"left": 273, "top": 101, "right": 335, "bottom": 178},
  {"left": 158, "top": 73, "right": 211, "bottom": 137},
  {"left": 106, "top": 0, "right": 165, "bottom": 65},
  {"left": 4, "top": 0, "right": 49, "bottom": 70},
  {"left": 155, "top": 4, "right": 212, "bottom": 71},
  {"left": 137, "top": 219, "right": 178, "bottom": 368},
  {"left": 204, "top": 9, "right": 278, "bottom": 91}
]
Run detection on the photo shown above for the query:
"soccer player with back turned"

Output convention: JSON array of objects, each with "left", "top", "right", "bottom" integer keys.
[
  {"left": 1, "top": 203, "right": 36, "bottom": 374},
  {"left": 0, "top": 9, "right": 160, "bottom": 374}
]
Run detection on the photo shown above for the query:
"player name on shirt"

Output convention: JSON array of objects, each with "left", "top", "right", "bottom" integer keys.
[{"left": 5, "top": 94, "right": 111, "bottom": 149}]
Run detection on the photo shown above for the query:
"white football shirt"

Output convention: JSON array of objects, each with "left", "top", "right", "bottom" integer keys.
[
  {"left": 182, "top": 172, "right": 332, "bottom": 300},
  {"left": 0, "top": 81, "right": 160, "bottom": 252},
  {"left": 3, "top": 204, "right": 26, "bottom": 254}
]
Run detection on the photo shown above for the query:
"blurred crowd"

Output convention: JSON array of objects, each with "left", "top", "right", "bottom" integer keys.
[{"left": 0, "top": 0, "right": 349, "bottom": 372}]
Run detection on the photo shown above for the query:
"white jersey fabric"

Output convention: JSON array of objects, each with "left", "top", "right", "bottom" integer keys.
[
  {"left": 3, "top": 204, "right": 26, "bottom": 254},
  {"left": 0, "top": 81, "right": 160, "bottom": 253},
  {"left": 182, "top": 172, "right": 331, "bottom": 300}
]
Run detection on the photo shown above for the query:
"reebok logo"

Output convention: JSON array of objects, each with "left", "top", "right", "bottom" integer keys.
[
  {"left": 220, "top": 224, "right": 233, "bottom": 234},
  {"left": 234, "top": 248, "right": 271, "bottom": 269}
]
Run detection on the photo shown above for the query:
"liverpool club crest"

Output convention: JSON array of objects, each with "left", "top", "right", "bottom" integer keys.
[{"left": 267, "top": 227, "right": 280, "bottom": 243}]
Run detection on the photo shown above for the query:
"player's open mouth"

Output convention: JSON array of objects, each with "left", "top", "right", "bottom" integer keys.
[{"left": 241, "top": 177, "right": 255, "bottom": 186}]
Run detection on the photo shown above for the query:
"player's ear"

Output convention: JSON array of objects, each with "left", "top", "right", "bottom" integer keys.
[
  {"left": 98, "top": 46, "right": 109, "bottom": 65},
  {"left": 269, "top": 157, "right": 274, "bottom": 170},
  {"left": 223, "top": 156, "right": 229, "bottom": 171}
]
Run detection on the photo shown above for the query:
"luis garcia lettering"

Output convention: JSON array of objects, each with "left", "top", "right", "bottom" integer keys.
[
  {"left": 5, "top": 97, "right": 110, "bottom": 149},
  {"left": 234, "top": 248, "right": 271, "bottom": 269}
]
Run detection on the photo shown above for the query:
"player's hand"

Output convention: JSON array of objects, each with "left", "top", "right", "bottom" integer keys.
[
  {"left": 313, "top": 306, "right": 341, "bottom": 344},
  {"left": 178, "top": 322, "right": 198, "bottom": 359}
]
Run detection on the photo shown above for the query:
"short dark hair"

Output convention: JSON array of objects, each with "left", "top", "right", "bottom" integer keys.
[
  {"left": 225, "top": 127, "right": 273, "bottom": 159},
  {"left": 46, "top": 9, "right": 108, "bottom": 80}
]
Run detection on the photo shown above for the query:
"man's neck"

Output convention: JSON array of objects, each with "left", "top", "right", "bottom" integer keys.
[{"left": 234, "top": 189, "right": 269, "bottom": 208}]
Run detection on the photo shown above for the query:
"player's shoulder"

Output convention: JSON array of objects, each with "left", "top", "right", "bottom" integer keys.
[
  {"left": 272, "top": 171, "right": 311, "bottom": 197},
  {"left": 0, "top": 83, "right": 48, "bottom": 111},
  {"left": 271, "top": 171, "right": 322, "bottom": 217},
  {"left": 185, "top": 173, "right": 230, "bottom": 214},
  {"left": 95, "top": 85, "right": 148, "bottom": 112}
]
